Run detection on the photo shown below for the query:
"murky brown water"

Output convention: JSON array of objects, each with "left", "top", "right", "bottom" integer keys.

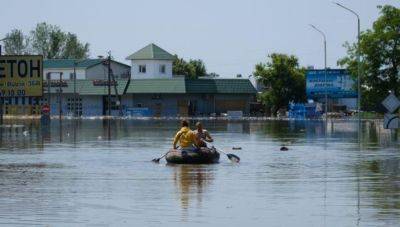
[{"left": 0, "top": 119, "right": 399, "bottom": 226}]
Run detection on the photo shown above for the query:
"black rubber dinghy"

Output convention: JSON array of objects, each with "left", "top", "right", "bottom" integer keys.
[{"left": 166, "top": 147, "right": 220, "bottom": 164}]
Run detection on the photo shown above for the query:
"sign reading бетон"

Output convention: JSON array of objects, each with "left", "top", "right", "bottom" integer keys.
[{"left": 0, "top": 55, "right": 43, "bottom": 97}]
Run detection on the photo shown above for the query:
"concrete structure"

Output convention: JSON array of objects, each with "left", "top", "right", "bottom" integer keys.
[
  {"left": 126, "top": 44, "right": 174, "bottom": 79},
  {"left": 44, "top": 59, "right": 131, "bottom": 80}
]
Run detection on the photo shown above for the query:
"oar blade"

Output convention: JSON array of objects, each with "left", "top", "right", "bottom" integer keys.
[
  {"left": 226, "top": 153, "right": 240, "bottom": 163},
  {"left": 152, "top": 158, "right": 160, "bottom": 163}
]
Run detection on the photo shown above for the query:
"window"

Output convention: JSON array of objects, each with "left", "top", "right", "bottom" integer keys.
[
  {"left": 137, "top": 103, "right": 142, "bottom": 108},
  {"left": 40, "top": 98, "right": 48, "bottom": 105},
  {"left": 159, "top": 65, "right": 166, "bottom": 74},
  {"left": 151, "top": 94, "right": 161, "bottom": 100},
  {"left": 67, "top": 97, "right": 83, "bottom": 116},
  {"left": 139, "top": 65, "right": 146, "bottom": 73}
]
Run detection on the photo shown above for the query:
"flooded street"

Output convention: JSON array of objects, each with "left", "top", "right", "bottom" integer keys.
[{"left": 0, "top": 119, "right": 399, "bottom": 226}]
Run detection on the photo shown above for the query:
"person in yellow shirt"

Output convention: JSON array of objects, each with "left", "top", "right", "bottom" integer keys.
[{"left": 173, "top": 120, "right": 199, "bottom": 150}]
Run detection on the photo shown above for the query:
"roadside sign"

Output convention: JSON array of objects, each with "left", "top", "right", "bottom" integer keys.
[
  {"left": 384, "top": 113, "right": 399, "bottom": 129},
  {"left": 381, "top": 93, "right": 400, "bottom": 113},
  {"left": 0, "top": 55, "right": 43, "bottom": 97}
]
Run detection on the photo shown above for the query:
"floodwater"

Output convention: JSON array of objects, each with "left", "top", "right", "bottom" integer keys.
[{"left": 0, "top": 119, "right": 399, "bottom": 227}]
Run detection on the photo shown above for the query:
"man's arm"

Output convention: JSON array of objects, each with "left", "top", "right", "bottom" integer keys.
[
  {"left": 173, "top": 131, "right": 181, "bottom": 149},
  {"left": 205, "top": 131, "right": 213, "bottom": 142}
]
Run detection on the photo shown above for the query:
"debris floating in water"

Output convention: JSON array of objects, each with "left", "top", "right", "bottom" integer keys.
[
  {"left": 232, "top": 147, "right": 242, "bottom": 150},
  {"left": 280, "top": 146, "right": 289, "bottom": 151}
]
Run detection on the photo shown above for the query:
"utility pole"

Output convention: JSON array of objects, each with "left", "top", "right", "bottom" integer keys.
[
  {"left": 47, "top": 73, "right": 51, "bottom": 106},
  {"left": 58, "top": 72, "right": 63, "bottom": 122},
  {"left": 73, "top": 62, "right": 77, "bottom": 117},
  {"left": 58, "top": 72, "right": 63, "bottom": 142},
  {"left": 107, "top": 53, "right": 111, "bottom": 116}
]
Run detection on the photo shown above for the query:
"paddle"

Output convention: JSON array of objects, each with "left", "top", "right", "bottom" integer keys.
[
  {"left": 152, "top": 151, "right": 170, "bottom": 163},
  {"left": 152, "top": 146, "right": 181, "bottom": 163},
  {"left": 205, "top": 141, "right": 240, "bottom": 163}
]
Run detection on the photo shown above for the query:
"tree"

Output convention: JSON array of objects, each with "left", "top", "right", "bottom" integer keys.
[
  {"left": 208, "top": 72, "right": 220, "bottom": 77},
  {"left": 172, "top": 55, "right": 193, "bottom": 76},
  {"left": 338, "top": 5, "right": 400, "bottom": 111},
  {"left": 30, "top": 22, "right": 60, "bottom": 58},
  {"left": 172, "top": 55, "right": 208, "bottom": 79},
  {"left": 62, "top": 33, "right": 90, "bottom": 59},
  {"left": 188, "top": 59, "right": 206, "bottom": 78},
  {"left": 4, "top": 22, "right": 90, "bottom": 59},
  {"left": 3, "top": 29, "right": 30, "bottom": 55},
  {"left": 254, "top": 53, "right": 306, "bottom": 116}
]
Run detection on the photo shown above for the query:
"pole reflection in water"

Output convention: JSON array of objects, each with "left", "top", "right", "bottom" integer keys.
[{"left": 172, "top": 164, "right": 215, "bottom": 222}]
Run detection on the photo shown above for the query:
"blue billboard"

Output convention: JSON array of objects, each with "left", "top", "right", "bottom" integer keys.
[{"left": 306, "top": 69, "right": 357, "bottom": 98}]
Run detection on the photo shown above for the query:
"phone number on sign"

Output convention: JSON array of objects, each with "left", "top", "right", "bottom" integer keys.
[{"left": 0, "top": 89, "right": 27, "bottom": 97}]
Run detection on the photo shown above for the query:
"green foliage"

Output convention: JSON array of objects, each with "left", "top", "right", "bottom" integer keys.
[
  {"left": 254, "top": 53, "right": 306, "bottom": 115},
  {"left": 62, "top": 33, "right": 90, "bottom": 59},
  {"left": 338, "top": 5, "right": 400, "bottom": 111},
  {"left": 188, "top": 59, "right": 206, "bottom": 78},
  {"left": 3, "top": 29, "right": 30, "bottom": 55},
  {"left": 172, "top": 55, "right": 207, "bottom": 79},
  {"left": 4, "top": 22, "right": 89, "bottom": 59}
]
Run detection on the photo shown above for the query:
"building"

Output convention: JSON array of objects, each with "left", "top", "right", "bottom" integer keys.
[
  {"left": 44, "top": 59, "right": 131, "bottom": 80},
  {"left": 306, "top": 69, "right": 357, "bottom": 111},
  {"left": 126, "top": 43, "right": 174, "bottom": 79},
  {"left": 3, "top": 44, "right": 257, "bottom": 117}
]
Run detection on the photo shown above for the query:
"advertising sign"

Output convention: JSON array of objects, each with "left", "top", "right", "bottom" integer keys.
[
  {"left": 306, "top": 69, "right": 356, "bottom": 98},
  {"left": 0, "top": 55, "right": 43, "bottom": 97}
]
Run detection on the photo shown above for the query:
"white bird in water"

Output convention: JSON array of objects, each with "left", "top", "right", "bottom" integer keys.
[
  {"left": 97, "top": 136, "right": 102, "bottom": 140},
  {"left": 23, "top": 131, "right": 29, "bottom": 136}
]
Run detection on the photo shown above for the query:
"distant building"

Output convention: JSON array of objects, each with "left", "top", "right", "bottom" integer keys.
[
  {"left": 44, "top": 59, "right": 131, "bottom": 80},
  {"left": 306, "top": 69, "right": 357, "bottom": 111},
  {"left": 3, "top": 44, "right": 257, "bottom": 117},
  {"left": 126, "top": 43, "right": 174, "bottom": 79}
]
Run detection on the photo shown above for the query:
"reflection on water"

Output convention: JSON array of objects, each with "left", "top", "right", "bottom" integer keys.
[
  {"left": 0, "top": 119, "right": 398, "bottom": 226},
  {"left": 172, "top": 165, "right": 215, "bottom": 221}
]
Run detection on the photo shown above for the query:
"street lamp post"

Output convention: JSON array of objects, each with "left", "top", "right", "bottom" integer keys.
[
  {"left": 334, "top": 2, "right": 361, "bottom": 119},
  {"left": 310, "top": 24, "right": 328, "bottom": 121}
]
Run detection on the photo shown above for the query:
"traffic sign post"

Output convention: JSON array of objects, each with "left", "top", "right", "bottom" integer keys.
[
  {"left": 384, "top": 113, "right": 399, "bottom": 129},
  {"left": 382, "top": 92, "right": 400, "bottom": 130},
  {"left": 382, "top": 93, "right": 400, "bottom": 114}
]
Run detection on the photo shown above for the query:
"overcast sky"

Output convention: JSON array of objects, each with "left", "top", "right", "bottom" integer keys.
[{"left": 1, "top": 0, "right": 399, "bottom": 77}]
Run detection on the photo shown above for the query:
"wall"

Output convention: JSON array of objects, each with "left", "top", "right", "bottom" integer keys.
[
  {"left": 123, "top": 94, "right": 179, "bottom": 116},
  {"left": 4, "top": 93, "right": 254, "bottom": 117},
  {"left": 130, "top": 60, "right": 173, "bottom": 79},
  {"left": 44, "top": 68, "right": 86, "bottom": 80},
  {"left": 44, "top": 94, "right": 103, "bottom": 116},
  {"left": 122, "top": 93, "right": 255, "bottom": 116},
  {"left": 86, "top": 62, "right": 130, "bottom": 80}
]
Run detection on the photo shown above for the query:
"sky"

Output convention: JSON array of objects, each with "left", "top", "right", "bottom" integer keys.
[{"left": 1, "top": 0, "right": 399, "bottom": 78}]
